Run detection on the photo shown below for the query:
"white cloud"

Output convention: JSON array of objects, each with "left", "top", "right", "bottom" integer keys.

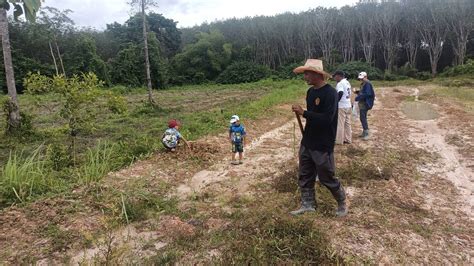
[{"left": 43, "top": 0, "right": 357, "bottom": 29}]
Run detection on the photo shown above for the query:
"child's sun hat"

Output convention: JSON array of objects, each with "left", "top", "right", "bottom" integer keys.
[
  {"left": 168, "top": 119, "right": 178, "bottom": 128},
  {"left": 230, "top": 115, "right": 239, "bottom": 124}
]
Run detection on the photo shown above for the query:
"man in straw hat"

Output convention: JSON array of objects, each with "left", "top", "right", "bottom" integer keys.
[{"left": 290, "top": 59, "right": 348, "bottom": 217}]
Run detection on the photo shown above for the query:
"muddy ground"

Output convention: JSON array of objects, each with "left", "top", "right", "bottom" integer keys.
[{"left": 0, "top": 85, "right": 472, "bottom": 264}]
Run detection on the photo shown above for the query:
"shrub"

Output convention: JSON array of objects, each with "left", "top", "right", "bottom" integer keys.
[
  {"left": 25, "top": 72, "right": 104, "bottom": 160},
  {"left": 334, "top": 61, "right": 383, "bottom": 80},
  {"left": 383, "top": 72, "right": 408, "bottom": 81},
  {"left": 394, "top": 63, "right": 418, "bottom": 78},
  {"left": 23, "top": 71, "right": 53, "bottom": 94},
  {"left": 106, "top": 93, "right": 128, "bottom": 114},
  {"left": 273, "top": 63, "right": 301, "bottom": 80},
  {"left": 216, "top": 61, "right": 271, "bottom": 84},
  {"left": 441, "top": 59, "right": 474, "bottom": 77},
  {"left": 415, "top": 71, "right": 432, "bottom": 81},
  {"left": 46, "top": 143, "right": 71, "bottom": 171}
]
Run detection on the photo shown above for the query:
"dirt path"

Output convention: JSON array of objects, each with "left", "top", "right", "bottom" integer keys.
[
  {"left": 176, "top": 121, "right": 299, "bottom": 198},
  {"left": 408, "top": 117, "right": 474, "bottom": 218},
  {"left": 402, "top": 88, "right": 473, "bottom": 218}
]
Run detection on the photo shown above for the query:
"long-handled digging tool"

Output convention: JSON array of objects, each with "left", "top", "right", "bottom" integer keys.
[{"left": 295, "top": 112, "right": 304, "bottom": 135}]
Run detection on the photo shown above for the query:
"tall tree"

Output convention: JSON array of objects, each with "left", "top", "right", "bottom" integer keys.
[
  {"left": 172, "top": 30, "right": 232, "bottom": 83},
  {"left": 130, "top": 0, "right": 156, "bottom": 106},
  {"left": 355, "top": 1, "right": 378, "bottom": 65},
  {"left": 0, "top": 0, "right": 42, "bottom": 134},
  {"left": 339, "top": 6, "right": 356, "bottom": 63},
  {"left": 375, "top": 1, "right": 402, "bottom": 71},
  {"left": 311, "top": 7, "right": 339, "bottom": 66},
  {"left": 400, "top": 1, "right": 420, "bottom": 69},
  {"left": 446, "top": 0, "right": 474, "bottom": 66},
  {"left": 414, "top": 0, "right": 449, "bottom": 76}
]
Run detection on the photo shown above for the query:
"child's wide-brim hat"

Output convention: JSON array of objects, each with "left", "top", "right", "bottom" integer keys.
[{"left": 293, "top": 59, "right": 331, "bottom": 80}]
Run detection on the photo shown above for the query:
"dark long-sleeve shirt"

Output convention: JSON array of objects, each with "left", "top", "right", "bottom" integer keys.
[
  {"left": 302, "top": 84, "right": 338, "bottom": 152},
  {"left": 355, "top": 81, "right": 375, "bottom": 109}
]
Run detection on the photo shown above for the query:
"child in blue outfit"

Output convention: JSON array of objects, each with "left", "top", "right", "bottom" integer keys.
[
  {"left": 162, "top": 119, "right": 190, "bottom": 151},
  {"left": 229, "top": 115, "right": 246, "bottom": 165}
]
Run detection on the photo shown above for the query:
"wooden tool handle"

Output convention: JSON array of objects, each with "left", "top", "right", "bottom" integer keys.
[{"left": 295, "top": 113, "right": 304, "bottom": 135}]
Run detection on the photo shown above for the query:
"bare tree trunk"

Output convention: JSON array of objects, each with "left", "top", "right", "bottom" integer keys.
[
  {"left": 49, "top": 41, "right": 59, "bottom": 75},
  {"left": 360, "top": 38, "right": 374, "bottom": 65},
  {"left": 0, "top": 8, "right": 21, "bottom": 133},
  {"left": 54, "top": 39, "right": 66, "bottom": 76},
  {"left": 430, "top": 56, "right": 438, "bottom": 77},
  {"left": 141, "top": 0, "right": 155, "bottom": 106},
  {"left": 452, "top": 38, "right": 467, "bottom": 66},
  {"left": 405, "top": 42, "right": 418, "bottom": 69},
  {"left": 450, "top": 26, "right": 469, "bottom": 66},
  {"left": 356, "top": 2, "right": 377, "bottom": 65}
]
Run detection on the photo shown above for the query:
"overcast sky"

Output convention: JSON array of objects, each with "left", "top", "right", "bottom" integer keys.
[{"left": 43, "top": 0, "right": 358, "bottom": 29}]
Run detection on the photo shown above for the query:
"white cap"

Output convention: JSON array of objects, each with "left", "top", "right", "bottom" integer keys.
[
  {"left": 358, "top": 72, "right": 368, "bottom": 79},
  {"left": 230, "top": 115, "right": 239, "bottom": 124}
]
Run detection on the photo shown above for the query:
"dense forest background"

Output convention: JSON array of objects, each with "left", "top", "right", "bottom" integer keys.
[{"left": 1, "top": 0, "right": 473, "bottom": 91}]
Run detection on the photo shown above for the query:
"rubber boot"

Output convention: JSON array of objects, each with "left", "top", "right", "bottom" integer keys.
[
  {"left": 331, "top": 185, "right": 348, "bottom": 217},
  {"left": 362, "top": 130, "right": 370, "bottom": 141},
  {"left": 290, "top": 188, "right": 316, "bottom": 216}
]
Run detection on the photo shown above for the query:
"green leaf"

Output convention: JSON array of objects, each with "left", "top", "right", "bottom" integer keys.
[
  {"left": 22, "top": 0, "right": 41, "bottom": 22},
  {"left": 13, "top": 3, "right": 22, "bottom": 21}
]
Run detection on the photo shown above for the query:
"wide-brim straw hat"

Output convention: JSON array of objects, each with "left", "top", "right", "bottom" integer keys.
[{"left": 293, "top": 59, "right": 331, "bottom": 79}]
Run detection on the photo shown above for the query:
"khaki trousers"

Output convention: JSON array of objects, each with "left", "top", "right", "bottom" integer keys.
[{"left": 336, "top": 107, "right": 352, "bottom": 144}]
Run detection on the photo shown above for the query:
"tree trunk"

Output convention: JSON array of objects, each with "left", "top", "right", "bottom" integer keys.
[
  {"left": 141, "top": 0, "right": 155, "bottom": 106},
  {"left": 0, "top": 8, "right": 21, "bottom": 133},
  {"left": 452, "top": 35, "right": 467, "bottom": 66},
  {"left": 54, "top": 39, "right": 66, "bottom": 76},
  {"left": 430, "top": 58, "right": 437, "bottom": 77},
  {"left": 405, "top": 41, "right": 418, "bottom": 69},
  {"left": 49, "top": 41, "right": 59, "bottom": 75}
]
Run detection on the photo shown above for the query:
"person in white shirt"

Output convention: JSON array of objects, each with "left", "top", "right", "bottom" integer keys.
[{"left": 333, "top": 70, "right": 352, "bottom": 144}]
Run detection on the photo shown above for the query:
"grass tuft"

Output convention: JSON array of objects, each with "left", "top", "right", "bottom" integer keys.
[
  {"left": 77, "top": 141, "right": 120, "bottom": 184},
  {"left": 0, "top": 146, "right": 61, "bottom": 205}
]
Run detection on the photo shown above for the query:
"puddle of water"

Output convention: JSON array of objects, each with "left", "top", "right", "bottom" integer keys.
[{"left": 401, "top": 101, "right": 438, "bottom": 120}]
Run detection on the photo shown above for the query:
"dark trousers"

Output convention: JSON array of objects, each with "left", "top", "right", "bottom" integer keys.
[
  {"left": 298, "top": 146, "right": 343, "bottom": 201},
  {"left": 359, "top": 104, "right": 369, "bottom": 130}
]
